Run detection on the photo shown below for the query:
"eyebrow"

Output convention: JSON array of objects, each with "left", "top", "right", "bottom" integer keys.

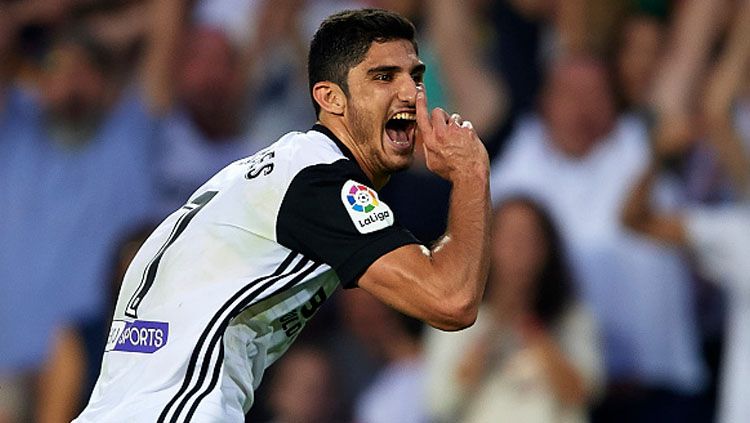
[{"left": 367, "top": 63, "right": 427, "bottom": 75}]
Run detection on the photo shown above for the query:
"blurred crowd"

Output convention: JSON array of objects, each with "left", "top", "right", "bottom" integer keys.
[{"left": 1, "top": 0, "right": 749, "bottom": 422}]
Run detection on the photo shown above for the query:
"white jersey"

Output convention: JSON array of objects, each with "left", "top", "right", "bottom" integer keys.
[{"left": 75, "top": 125, "right": 418, "bottom": 422}]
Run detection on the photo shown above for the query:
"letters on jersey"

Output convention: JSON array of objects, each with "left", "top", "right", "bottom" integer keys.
[
  {"left": 75, "top": 126, "right": 419, "bottom": 422},
  {"left": 105, "top": 320, "right": 169, "bottom": 353},
  {"left": 340, "top": 179, "right": 395, "bottom": 234}
]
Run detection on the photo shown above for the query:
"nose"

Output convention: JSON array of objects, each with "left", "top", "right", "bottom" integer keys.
[{"left": 397, "top": 77, "right": 418, "bottom": 104}]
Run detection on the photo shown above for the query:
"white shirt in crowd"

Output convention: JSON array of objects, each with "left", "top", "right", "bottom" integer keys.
[{"left": 489, "top": 114, "right": 706, "bottom": 391}]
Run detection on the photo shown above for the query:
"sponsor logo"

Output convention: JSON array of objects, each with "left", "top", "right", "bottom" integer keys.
[
  {"left": 340, "top": 180, "right": 394, "bottom": 234},
  {"left": 105, "top": 320, "right": 169, "bottom": 354}
]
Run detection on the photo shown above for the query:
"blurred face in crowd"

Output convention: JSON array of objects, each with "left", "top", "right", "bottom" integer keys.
[
  {"left": 338, "top": 288, "right": 398, "bottom": 357},
  {"left": 41, "top": 42, "right": 110, "bottom": 136},
  {"left": 541, "top": 57, "right": 616, "bottom": 158},
  {"left": 490, "top": 201, "right": 549, "bottom": 307},
  {"left": 268, "top": 347, "right": 336, "bottom": 423},
  {"left": 617, "top": 16, "right": 664, "bottom": 108},
  {"left": 178, "top": 27, "right": 244, "bottom": 131},
  {"left": 343, "top": 40, "right": 425, "bottom": 182}
]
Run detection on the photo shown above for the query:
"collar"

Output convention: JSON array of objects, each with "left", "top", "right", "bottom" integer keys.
[
  {"left": 311, "top": 123, "right": 357, "bottom": 162},
  {"left": 311, "top": 123, "right": 377, "bottom": 188}
]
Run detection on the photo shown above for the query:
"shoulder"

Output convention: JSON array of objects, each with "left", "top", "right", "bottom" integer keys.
[
  {"left": 274, "top": 129, "right": 351, "bottom": 171},
  {"left": 267, "top": 129, "right": 368, "bottom": 194}
]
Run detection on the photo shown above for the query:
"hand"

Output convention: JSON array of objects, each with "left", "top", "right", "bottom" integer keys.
[
  {"left": 415, "top": 86, "right": 489, "bottom": 182},
  {"left": 457, "top": 332, "right": 493, "bottom": 389}
]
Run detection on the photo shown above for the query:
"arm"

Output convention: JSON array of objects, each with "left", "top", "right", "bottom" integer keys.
[
  {"left": 85, "top": 1, "right": 153, "bottom": 56},
  {"left": 650, "top": 0, "right": 726, "bottom": 119},
  {"left": 35, "top": 326, "right": 86, "bottom": 423},
  {"left": 425, "top": 1, "right": 507, "bottom": 138},
  {"left": 703, "top": 0, "right": 750, "bottom": 196},
  {"left": 358, "top": 88, "right": 491, "bottom": 331},
  {"left": 140, "top": 0, "right": 191, "bottom": 114},
  {"left": 524, "top": 324, "right": 587, "bottom": 406},
  {"left": 621, "top": 162, "right": 688, "bottom": 246}
]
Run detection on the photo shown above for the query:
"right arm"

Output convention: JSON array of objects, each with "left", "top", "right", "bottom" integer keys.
[
  {"left": 357, "top": 88, "right": 491, "bottom": 331},
  {"left": 703, "top": 0, "right": 750, "bottom": 197},
  {"left": 140, "top": 0, "right": 189, "bottom": 115}
]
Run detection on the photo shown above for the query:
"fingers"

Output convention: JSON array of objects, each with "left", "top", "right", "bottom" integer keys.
[
  {"left": 415, "top": 86, "right": 432, "bottom": 133},
  {"left": 448, "top": 113, "right": 475, "bottom": 133},
  {"left": 431, "top": 107, "right": 450, "bottom": 130}
]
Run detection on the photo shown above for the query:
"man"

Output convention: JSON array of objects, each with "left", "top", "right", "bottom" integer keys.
[
  {"left": 75, "top": 8, "right": 490, "bottom": 422},
  {"left": 622, "top": 4, "right": 750, "bottom": 422},
  {"left": 489, "top": 56, "right": 707, "bottom": 421},
  {"left": 0, "top": 13, "right": 162, "bottom": 421}
]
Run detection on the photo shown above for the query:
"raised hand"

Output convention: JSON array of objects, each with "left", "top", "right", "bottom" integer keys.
[{"left": 415, "top": 86, "right": 489, "bottom": 182}]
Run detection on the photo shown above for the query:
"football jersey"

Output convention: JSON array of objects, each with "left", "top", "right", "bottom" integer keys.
[{"left": 75, "top": 125, "right": 419, "bottom": 422}]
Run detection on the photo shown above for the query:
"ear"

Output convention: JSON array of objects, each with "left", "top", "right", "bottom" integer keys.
[{"left": 312, "top": 81, "right": 346, "bottom": 116}]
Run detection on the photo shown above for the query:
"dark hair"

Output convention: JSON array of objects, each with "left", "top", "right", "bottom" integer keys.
[
  {"left": 307, "top": 8, "right": 418, "bottom": 116},
  {"left": 494, "top": 196, "right": 575, "bottom": 328}
]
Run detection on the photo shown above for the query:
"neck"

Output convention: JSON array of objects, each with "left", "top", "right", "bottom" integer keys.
[{"left": 317, "top": 116, "right": 388, "bottom": 189}]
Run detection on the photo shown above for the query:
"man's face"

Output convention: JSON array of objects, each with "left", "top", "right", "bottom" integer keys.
[
  {"left": 343, "top": 40, "right": 425, "bottom": 178},
  {"left": 542, "top": 59, "right": 615, "bottom": 158},
  {"left": 42, "top": 43, "right": 108, "bottom": 128},
  {"left": 178, "top": 28, "right": 243, "bottom": 119}
]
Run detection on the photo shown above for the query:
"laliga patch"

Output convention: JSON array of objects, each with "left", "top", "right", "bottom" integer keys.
[
  {"left": 105, "top": 319, "right": 169, "bottom": 354},
  {"left": 341, "top": 180, "right": 394, "bottom": 234}
]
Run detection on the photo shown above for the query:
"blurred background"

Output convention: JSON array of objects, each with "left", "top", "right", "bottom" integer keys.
[{"left": 1, "top": 0, "right": 750, "bottom": 422}]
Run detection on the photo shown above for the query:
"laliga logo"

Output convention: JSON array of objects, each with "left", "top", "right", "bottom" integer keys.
[
  {"left": 346, "top": 184, "right": 379, "bottom": 213},
  {"left": 341, "top": 180, "right": 394, "bottom": 234}
]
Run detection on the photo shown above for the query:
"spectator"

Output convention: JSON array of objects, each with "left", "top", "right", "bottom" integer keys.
[
  {"left": 489, "top": 55, "right": 707, "bottom": 422},
  {"left": 35, "top": 224, "right": 156, "bottom": 423},
  {"left": 0, "top": 17, "right": 161, "bottom": 423},
  {"left": 153, "top": 0, "right": 336, "bottom": 213},
  {"left": 0, "top": 1, "right": 192, "bottom": 418},
  {"left": 424, "top": 197, "right": 603, "bottom": 423},
  {"left": 346, "top": 289, "right": 428, "bottom": 423},
  {"left": 623, "top": 3, "right": 750, "bottom": 422},
  {"left": 264, "top": 344, "right": 340, "bottom": 423}
]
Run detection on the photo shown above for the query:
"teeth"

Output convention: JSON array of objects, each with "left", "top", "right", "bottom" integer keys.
[{"left": 391, "top": 112, "right": 416, "bottom": 121}]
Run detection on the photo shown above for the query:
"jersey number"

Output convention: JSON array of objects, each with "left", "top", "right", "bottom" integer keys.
[{"left": 124, "top": 190, "right": 218, "bottom": 318}]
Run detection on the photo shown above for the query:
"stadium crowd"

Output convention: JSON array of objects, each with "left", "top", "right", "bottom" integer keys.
[{"left": 1, "top": 0, "right": 748, "bottom": 422}]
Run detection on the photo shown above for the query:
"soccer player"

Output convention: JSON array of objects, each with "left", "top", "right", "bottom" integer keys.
[{"left": 75, "top": 8, "right": 490, "bottom": 422}]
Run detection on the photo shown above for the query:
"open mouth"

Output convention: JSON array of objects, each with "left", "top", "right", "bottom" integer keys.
[{"left": 385, "top": 111, "right": 417, "bottom": 150}]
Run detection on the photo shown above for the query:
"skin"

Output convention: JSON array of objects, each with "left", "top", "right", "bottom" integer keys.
[
  {"left": 624, "top": 1, "right": 750, "bottom": 246},
  {"left": 312, "top": 40, "right": 491, "bottom": 331},
  {"left": 541, "top": 58, "right": 616, "bottom": 159},
  {"left": 41, "top": 43, "right": 112, "bottom": 130},
  {"left": 459, "top": 203, "right": 588, "bottom": 405}
]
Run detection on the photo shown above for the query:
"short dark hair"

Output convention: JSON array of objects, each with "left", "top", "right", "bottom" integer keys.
[{"left": 308, "top": 8, "right": 418, "bottom": 116}]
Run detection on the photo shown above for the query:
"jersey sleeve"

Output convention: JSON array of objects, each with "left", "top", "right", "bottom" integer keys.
[{"left": 276, "top": 159, "right": 420, "bottom": 288}]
